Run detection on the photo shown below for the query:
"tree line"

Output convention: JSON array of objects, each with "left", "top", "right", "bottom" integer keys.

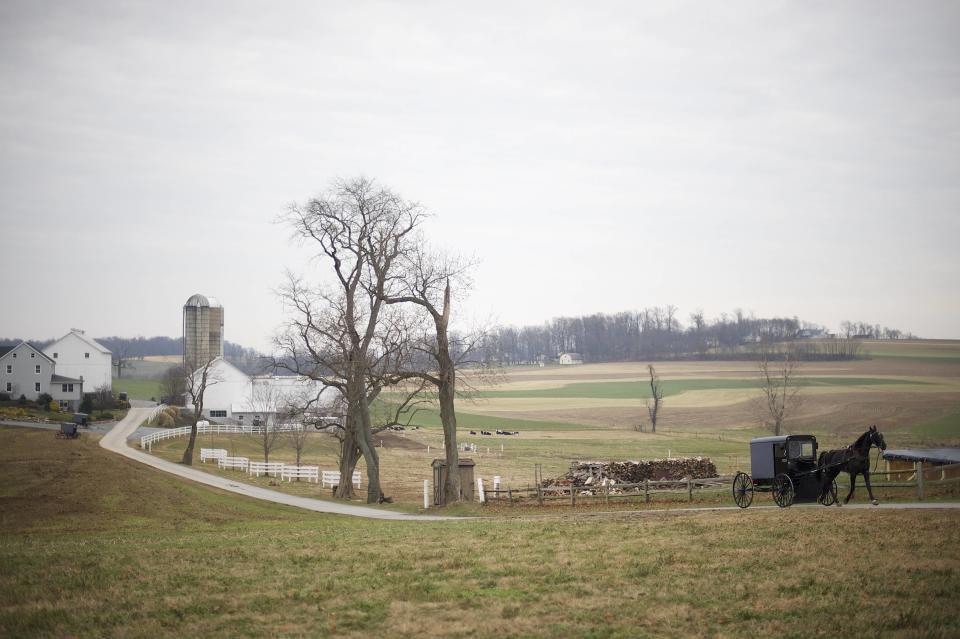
[{"left": 481, "top": 310, "right": 915, "bottom": 364}]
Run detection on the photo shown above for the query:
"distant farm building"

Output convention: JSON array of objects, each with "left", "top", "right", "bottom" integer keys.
[
  {"left": 185, "top": 357, "right": 340, "bottom": 425},
  {"left": 558, "top": 352, "right": 583, "bottom": 365}
]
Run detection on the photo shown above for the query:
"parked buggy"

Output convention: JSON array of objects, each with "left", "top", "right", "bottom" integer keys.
[
  {"left": 732, "top": 435, "right": 838, "bottom": 508},
  {"left": 57, "top": 422, "right": 80, "bottom": 439}
]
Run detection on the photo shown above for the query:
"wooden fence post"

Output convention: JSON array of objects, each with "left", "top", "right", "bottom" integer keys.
[
  {"left": 536, "top": 483, "right": 543, "bottom": 506},
  {"left": 644, "top": 479, "right": 649, "bottom": 503},
  {"left": 571, "top": 485, "right": 576, "bottom": 507},
  {"left": 604, "top": 483, "right": 609, "bottom": 506},
  {"left": 687, "top": 477, "right": 693, "bottom": 502},
  {"left": 917, "top": 461, "right": 925, "bottom": 501}
]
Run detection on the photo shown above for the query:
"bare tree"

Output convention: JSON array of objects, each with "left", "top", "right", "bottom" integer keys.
[
  {"left": 645, "top": 364, "right": 664, "bottom": 433},
  {"left": 276, "top": 177, "right": 423, "bottom": 503},
  {"left": 160, "top": 365, "right": 187, "bottom": 406},
  {"left": 181, "top": 356, "right": 222, "bottom": 465},
  {"left": 383, "top": 244, "right": 490, "bottom": 504},
  {"left": 757, "top": 340, "right": 802, "bottom": 436},
  {"left": 112, "top": 342, "right": 133, "bottom": 378},
  {"left": 93, "top": 384, "right": 114, "bottom": 411},
  {"left": 249, "top": 380, "right": 283, "bottom": 463}
]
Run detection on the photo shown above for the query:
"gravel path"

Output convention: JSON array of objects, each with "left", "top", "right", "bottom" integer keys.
[{"left": 99, "top": 408, "right": 462, "bottom": 521}]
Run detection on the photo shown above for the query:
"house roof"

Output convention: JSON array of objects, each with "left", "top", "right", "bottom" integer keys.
[
  {"left": 883, "top": 448, "right": 960, "bottom": 465},
  {"left": 47, "top": 330, "right": 111, "bottom": 354},
  {"left": 51, "top": 374, "right": 83, "bottom": 383},
  {"left": 0, "top": 341, "right": 55, "bottom": 364}
]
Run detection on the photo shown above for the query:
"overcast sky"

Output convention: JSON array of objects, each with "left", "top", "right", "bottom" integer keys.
[{"left": 1, "top": 1, "right": 958, "bottom": 351}]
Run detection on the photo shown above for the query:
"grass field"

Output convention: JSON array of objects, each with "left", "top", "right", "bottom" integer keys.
[
  {"left": 112, "top": 377, "right": 163, "bottom": 401},
  {"left": 2, "top": 426, "right": 959, "bottom": 638}
]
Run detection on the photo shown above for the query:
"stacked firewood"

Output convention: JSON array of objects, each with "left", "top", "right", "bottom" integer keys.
[{"left": 542, "top": 458, "right": 718, "bottom": 488}]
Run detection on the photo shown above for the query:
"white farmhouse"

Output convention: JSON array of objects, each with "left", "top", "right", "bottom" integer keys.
[
  {"left": 42, "top": 329, "right": 112, "bottom": 392},
  {"left": 185, "top": 357, "right": 339, "bottom": 425},
  {"left": 558, "top": 352, "right": 583, "bottom": 365}
]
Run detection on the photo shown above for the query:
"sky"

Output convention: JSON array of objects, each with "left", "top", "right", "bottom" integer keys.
[{"left": 1, "top": 1, "right": 958, "bottom": 351}]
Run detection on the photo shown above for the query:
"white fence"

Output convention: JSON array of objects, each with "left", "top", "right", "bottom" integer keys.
[
  {"left": 249, "top": 461, "right": 285, "bottom": 478},
  {"left": 200, "top": 448, "right": 228, "bottom": 463},
  {"left": 321, "top": 470, "right": 363, "bottom": 488},
  {"left": 140, "top": 422, "right": 307, "bottom": 450},
  {"left": 281, "top": 465, "right": 320, "bottom": 482}
]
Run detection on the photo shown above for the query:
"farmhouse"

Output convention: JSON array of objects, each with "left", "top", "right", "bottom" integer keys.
[
  {"left": 185, "top": 357, "right": 340, "bottom": 424},
  {"left": 558, "top": 352, "right": 583, "bottom": 365},
  {"left": 42, "top": 329, "right": 112, "bottom": 392},
  {"left": 0, "top": 341, "right": 84, "bottom": 410}
]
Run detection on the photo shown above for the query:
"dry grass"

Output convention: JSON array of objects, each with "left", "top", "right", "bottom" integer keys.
[{"left": 1, "top": 426, "right": 959, "bottom": 638}]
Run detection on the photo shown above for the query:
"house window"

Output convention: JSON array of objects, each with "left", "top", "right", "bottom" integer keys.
[
  {"left": 30, "top": 353, "right": 35, "bottom": 358},
  {"left": 62, "top": 384, "right": 68, "bottom": 392},
  {"left": 84, "top": 353, "right": 90, "bottom": 359},
  {"left": 68, "top": 384, "right": 74, "bottom": 393},
  {"left": 53, "top": 352, "right": 58, "bottom": 359},
  {"left": 5, "top": 382, "right": 10, "bottom": 392},
  {"left": 12, "top": 353, "right": 16, "bottom": 358},
  {"left": 58, "top": 400, "right": 69, "bottom": 410},
  {"left": 35, "top": 382, "right": 41, "bottom": 392},
  {"left": 35, "top": 365, "right": 41, "bottom": 374},
  {"left": 5, "top": 365, "right": 10, "bottom": 374},
  {"left": 210, "top": 410, "right": 227, "bottom": 418}
]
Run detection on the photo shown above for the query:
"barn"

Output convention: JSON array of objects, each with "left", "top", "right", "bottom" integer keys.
[{"left": 558, "top": 352, "right": 583, "bottom": 365}]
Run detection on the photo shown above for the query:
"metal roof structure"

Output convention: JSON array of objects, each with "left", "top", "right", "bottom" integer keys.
[{"left": 883, "top": 448, "right": 960, "bottom": 465}]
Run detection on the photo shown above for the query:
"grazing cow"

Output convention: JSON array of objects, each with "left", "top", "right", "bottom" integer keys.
[
  {"left": 469, "top": 430, "right": 477, "bottom": 435},
  {"left": 481, "top": 430, "right": 492, "bottom": 436}
]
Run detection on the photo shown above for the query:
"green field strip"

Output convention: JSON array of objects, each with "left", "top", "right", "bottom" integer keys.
[
  {"left": 410, "top": 409, "right": 598, "bottom": 432},
  {"left": 477, "top": 376, "right": 928, "bottom": 400},
  {"left": 112, "top": 377, "right": 163, "bottom": 400}
]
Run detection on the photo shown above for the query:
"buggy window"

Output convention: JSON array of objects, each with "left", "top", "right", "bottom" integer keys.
[{"left": 788, "top": 440, "right": 814, "bottom": 460}]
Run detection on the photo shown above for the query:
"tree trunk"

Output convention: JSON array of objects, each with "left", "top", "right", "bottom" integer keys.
[
  {"left": 335, "top": 417, "right": 361, "bottom": 499},
  {"left": 357, "top": 402, "right": 383, "bottom": 503},
  {"left": 436, "top": 281, "right": 461, "bottom": 505},
  {"left": 181, "top": 421, "right": 198, "bottom": 465}
]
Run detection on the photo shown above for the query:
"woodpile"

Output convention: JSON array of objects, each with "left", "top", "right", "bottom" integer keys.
[{"left": 542, "top": 458, "right": 718, "bottom": 488}]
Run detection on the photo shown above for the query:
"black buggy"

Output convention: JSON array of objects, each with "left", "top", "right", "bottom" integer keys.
[{"left": 732, "top": 435, "right": 838, "bottom": 508}]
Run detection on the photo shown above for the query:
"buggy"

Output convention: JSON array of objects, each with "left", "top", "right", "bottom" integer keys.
[
  {"left": 732, "top": 435, "right": 838, "bottom": 508},
  {"left": 57, "top": 422, "right": 80, "bottom": 439}
]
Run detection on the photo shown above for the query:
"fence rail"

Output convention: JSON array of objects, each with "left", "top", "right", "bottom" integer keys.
[{"left": 140, "top": 422, "right": 308, "bottom": 449}]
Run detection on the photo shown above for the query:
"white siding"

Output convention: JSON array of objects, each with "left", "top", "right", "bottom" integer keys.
[{"left": 42, "top": 332, "right": 112, "bottom": 391}]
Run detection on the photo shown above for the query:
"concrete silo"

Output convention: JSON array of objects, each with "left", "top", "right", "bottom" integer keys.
[{"left": 183, "top": 294, "right": 224, "bottom": 369}]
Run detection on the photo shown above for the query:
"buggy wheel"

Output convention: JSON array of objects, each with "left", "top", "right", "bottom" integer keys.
[
  {"left": 732, "top": 472, "right": 754, "bottom": 509},
  {"left": 772, "top": 474, "right": 795, "bottom": 508},
  {"left": 819, "top": 478, "right": 838, "bottom": 506}
]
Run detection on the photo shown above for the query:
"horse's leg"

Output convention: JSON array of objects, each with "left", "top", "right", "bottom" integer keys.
[
  {"left": 864, "top": 470, "right": 878, "bottom": 505},
  {"left": 844, "top": 472, "right": 857, "bottom": 504}
]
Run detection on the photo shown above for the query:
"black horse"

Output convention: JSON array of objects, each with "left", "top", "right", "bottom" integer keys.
[{"left": 818, "top": 425, "right": 887, "bottom": 505}]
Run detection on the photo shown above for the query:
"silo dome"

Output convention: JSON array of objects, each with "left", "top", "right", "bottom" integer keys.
[{"left": 184, "top": 293, "right": 210, "bottom": 307}]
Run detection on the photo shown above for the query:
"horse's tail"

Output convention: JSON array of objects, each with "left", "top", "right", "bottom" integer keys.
[{"left": 818, "top": 451, "right": 827, "bottom": 467}]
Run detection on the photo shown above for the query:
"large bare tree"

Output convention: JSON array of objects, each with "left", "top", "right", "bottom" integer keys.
[
  {"left": 757, "top": 340, "right": 802, "bottom": 436},
  {"left": 382, "top": 244, "right": 487, "bottom": 504},
  {"left": 276, "top": 178, "right": 423, "bottom": 503},
  {"left": 181, "top": 356, "right": 222, "bottom": 465}
]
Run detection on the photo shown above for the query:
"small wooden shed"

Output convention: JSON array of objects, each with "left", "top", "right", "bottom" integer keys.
[
  {"left": 431, "top": 458, "right": 476, "bottom": 505},
  {"left": 883, "top": 448, "right": 960, "bottom": 481}
]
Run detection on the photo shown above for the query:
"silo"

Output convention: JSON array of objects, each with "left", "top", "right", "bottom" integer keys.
[{"left": 183, "top": 294, "right": 224, "bottom": 369}]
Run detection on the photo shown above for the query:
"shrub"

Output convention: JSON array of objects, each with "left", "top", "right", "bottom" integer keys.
[
  {"left": 48, "top": 400, "right": 59, "bottom": 412},
  {"left": 163, "top": 406, "right": 180, "bottom": 420},
  {"left": 0, "top": 392, "right": 9, "bottom": 401},
  {"left": 96, "top": 411, "right": 114, "bottom": 420},
  {"left": 156, "top": 412, "right": 175, "bottom": 428},
  {"left": 116, "top": 400, "right": 130, "bottom": 410},
  {"left": 18, "top": 394, "right": 27, "bottom": 406},
  {"left": 79, "top": 396, "right": 94, "bottom": 414},
  {"left": 37, "top": 393, "right": 53, "bottom": 409}
]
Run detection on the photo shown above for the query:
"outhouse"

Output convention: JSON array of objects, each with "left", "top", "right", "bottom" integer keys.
[{"left": 431, "top": 458, "right": 476, "bottom": 505}]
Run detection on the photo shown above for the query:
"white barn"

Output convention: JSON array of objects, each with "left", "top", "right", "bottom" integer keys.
[
  {"left": 558, "top": 352, "right": 583, "bottom": 365},
  {"left": 185, "top": 358, "right": 339, "bottom": 425},
  {"left": 42, "top": 329, "right": 112, "bottom": 392}
]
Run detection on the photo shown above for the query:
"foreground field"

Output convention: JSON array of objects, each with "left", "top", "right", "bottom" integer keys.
[{"left": 2, "top": 427, "right": 959, "bottom": 638}]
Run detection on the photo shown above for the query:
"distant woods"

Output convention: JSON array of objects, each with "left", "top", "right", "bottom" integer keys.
[{"left": 483, "top": 309, "right": 915, "bottom": 364}]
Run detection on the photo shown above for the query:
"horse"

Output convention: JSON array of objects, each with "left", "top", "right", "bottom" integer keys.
[{"left": 817, "top": 425, "right": 887, "bottom": 505}]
